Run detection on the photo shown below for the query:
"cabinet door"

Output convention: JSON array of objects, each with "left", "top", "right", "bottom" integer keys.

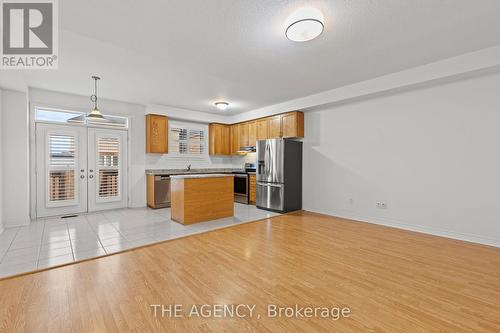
[
  {"left": 146, "top": 114, "right": 168, "bottom": 153},
  {"left": 248, "top": 121, "right": 256, "bottom": 146},
  {"left": 249, "top": 174, "right": 256, "bottom": 204},
  {"left": 221, "top": 125, "right": 231, "bottom": 155},
  {"left": 256, "top": 118, "right": 269, "bottom": 141},
  {"left": 239, "top": 122, "right": 249, "bottom": 147},
  {"left": 230, "top": 124, "right": 240, "bottom": 155},
  {"left": 268, "top": 115, "right": 282, "bottom": 138},
  {"left": 209, "top": 124, "right": 231, "bottom": 155},
  {"left": 281, "top": 111, "right": 304, "bottom": 138}
]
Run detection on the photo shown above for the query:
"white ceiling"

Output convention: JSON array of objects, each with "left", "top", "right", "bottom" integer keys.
[{"left": 2, "top": 0, "right": 500, "bottom": 114}]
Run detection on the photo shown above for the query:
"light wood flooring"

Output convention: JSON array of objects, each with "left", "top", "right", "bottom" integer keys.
[{"left": 0, "top": 211, "right": 499, "bottom": 332}]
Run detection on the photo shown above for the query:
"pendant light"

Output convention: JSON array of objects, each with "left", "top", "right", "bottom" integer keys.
[{"left": 88, "top": 75, "right": 105, "bottom": 119}]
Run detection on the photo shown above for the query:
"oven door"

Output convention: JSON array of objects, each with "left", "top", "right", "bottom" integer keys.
[{"left": 234, "top": 174, "right": 249, "bottom": 204}]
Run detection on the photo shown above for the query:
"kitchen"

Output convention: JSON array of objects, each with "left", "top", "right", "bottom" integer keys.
[{"left": 145, "top": 111, "right": 305, "bottom": 223}]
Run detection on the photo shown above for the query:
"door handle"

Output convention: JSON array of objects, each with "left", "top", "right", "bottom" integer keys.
[
  {"left": 80, "top": 175, "right": 85, "bottom": 179},
  {"left": 89, "top": 175, "right": 94, "bottom": 179},
  {"left": 257, "top": 182, "right": 281, "bottom": 188}
]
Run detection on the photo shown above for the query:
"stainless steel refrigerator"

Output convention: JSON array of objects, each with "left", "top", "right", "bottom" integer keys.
[{"left": 256, "top": 138, "right": 302, "bottom": 213}]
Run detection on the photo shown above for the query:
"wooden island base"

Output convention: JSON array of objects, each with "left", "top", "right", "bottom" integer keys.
[{"left": 170, "top": 175, "right": 234, "bottom": 224}]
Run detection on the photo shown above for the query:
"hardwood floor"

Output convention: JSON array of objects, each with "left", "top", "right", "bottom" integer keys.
[{"left": 1, "top": 211, "right": 499, "bottom": 332}]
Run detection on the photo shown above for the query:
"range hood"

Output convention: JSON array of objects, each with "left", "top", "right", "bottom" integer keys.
[{"left": 237, "top": 146, "right": 256, "bottom": 153}]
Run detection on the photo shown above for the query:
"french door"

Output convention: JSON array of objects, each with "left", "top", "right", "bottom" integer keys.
[{"left": 36, "top": 123, "right": 128, "bottom": 218}]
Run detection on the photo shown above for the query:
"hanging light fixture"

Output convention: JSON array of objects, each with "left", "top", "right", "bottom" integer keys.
[{"left": 88, "top": 75, "right": 105, "bottom": 119}]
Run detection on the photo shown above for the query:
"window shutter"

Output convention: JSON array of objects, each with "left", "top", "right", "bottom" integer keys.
[
  {"left": 48, "top": 135, "right": 76, "bottom": 201},
  {"left": 169, "top": 125, "right": 205, "bottom": 156},
  {"left": 97, "top": 137, "right": 120, "bottom": 198}
]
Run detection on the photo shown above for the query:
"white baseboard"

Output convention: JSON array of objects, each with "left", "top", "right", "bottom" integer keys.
[{"left": 303, "top": 207, "right": 500, "bottom": 248}]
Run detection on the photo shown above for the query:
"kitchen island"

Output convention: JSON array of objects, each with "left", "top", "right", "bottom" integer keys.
[{"left": 170, "top": 174, "right": 234, "bottom": 224}]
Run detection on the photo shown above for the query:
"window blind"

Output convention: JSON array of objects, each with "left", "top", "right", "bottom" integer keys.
[
  {"left": 170, "top": 125, "right": 205, "bottom": 155},
  {"left": 97, "top": 137, "right": 120, "bottom": 198},
  {"left": 48, "top": 134, "right": 76, "bottom": 201}
]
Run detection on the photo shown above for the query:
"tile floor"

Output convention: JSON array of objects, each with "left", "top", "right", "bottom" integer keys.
[{"left": 0, "top": 204, "right": 279, "bottom": 278}]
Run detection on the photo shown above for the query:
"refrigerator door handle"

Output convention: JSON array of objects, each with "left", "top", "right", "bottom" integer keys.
[{"left": 257, "top": 182, "right": 282, "bottom": 188}]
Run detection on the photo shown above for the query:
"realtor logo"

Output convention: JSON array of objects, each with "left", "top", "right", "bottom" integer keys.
[{"left": 1, "top": 0, "right": 58, "bottom": 69}]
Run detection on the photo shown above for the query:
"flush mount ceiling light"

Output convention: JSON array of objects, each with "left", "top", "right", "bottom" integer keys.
[
  {"left": 214, "top": 101, "right": 229, "bottom": 111},
  {"left": 285, "top": 7, "right": 324, "bottom": 42}
]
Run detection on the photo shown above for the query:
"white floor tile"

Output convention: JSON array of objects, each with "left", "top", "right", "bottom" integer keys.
[
  {"left": 73, "top": 248, "right": 106, "bottom": 261},
  {"left": 40, "top": 240, "right": 72, "bottom": 250},
  {"left": 104, "top": 242, "right": 134, "bottom": 254},
  {"left": 39, "top": 246, "right": 73, "bottom": 260},
  {"left": 130, "top": 237, "right": 157, "bottom": 247},
  {"left": 1, "top": 246, "right": 40, "bottom": 265},
  {"left": 41, "top": 234, "right": 70, "bottom": 244},
  {"left": 9, "top": 239, "right": 42, "bottom": 251},
  {"left": 71, "top": 240, "right": 103, "bottom": 252},
  {"left": 0, "top": 261, "right": 37, "bottom": 278},
  {"left": 121, "top": 230, "right": 157, "bottom": 242},
  {"left": 99, "top": 236, "right": 129, "bottom": 247},
  {"left": 37, "top": 254, "right": 74, "bottom": 269}
]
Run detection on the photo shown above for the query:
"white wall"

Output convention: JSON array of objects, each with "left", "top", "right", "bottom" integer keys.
[
  {"left": 303, "top": 72, "right": 500, "bottom": 247},
  {"left": 0, "top": 89, "right": 3, "bottom": 233},
  {"left": 29, "top": 88, "right": 148, "bottom": 209},
  {"left": 1, "top": 90, "right": 30, "bottom": 227}
]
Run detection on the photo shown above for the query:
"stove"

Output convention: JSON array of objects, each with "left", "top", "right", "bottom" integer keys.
[{"left": 232, "top": 164, "right": 256, "bottom": 204}]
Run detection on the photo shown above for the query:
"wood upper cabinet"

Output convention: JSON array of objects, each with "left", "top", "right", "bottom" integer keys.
[
  {"left": 268, "top": 115, "right": 282, "bottom": 138},
  {"left": 146, "top": 114, "right": 168, "bottom": 154},
  {"left": 256, "top": 118, "right": 269, "bottom": 141},
  {"left": 230, "top": 124, "right": 240, "bottom": 155},
  {"left": 239, "top": 122, "right": 249, "bottom": 147},
  {"left": 281, "top": 111, "right": 304, "bottom": 138},
  {"left": 209, "top": 123, "right": 230, "bottom": 155},
  {"left": 248, "top": 121, "right": 256, "bottom": 146}
]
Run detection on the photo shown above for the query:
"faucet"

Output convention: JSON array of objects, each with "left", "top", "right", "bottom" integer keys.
[{"left": 187, "top": 164, "right": 191, "bottom": 172}]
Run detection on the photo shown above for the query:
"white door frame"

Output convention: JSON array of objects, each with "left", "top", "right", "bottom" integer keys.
[
  {"left": 35, "top": 123, "right": 88, "bottom": 218},
  {"left": 87, "top": 127, "right": 128, "bottom": 212},
  {"left": 31, "top": 105, "right": 130, "bottom": 219}
]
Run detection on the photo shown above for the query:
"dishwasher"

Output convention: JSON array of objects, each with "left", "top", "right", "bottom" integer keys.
[{"left": 154, "top": 175, "right": 171, "bottom": 208}]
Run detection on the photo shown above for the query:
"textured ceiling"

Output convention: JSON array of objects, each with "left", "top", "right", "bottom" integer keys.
[{"left": 3, "top": 0, "right": 500, "bottom": 113}]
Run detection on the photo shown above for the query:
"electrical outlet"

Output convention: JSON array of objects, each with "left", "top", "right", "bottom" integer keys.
[{"left": 376, "top": 202, "right": 388, "bottom": 209}]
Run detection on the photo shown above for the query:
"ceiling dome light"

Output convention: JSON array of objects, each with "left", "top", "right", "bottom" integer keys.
[
  {"left": 285, "top": 7, "right": 324, "bottom": 42},
  {"left": 215, "top": 101, "right": 229, "bottom": 111}
]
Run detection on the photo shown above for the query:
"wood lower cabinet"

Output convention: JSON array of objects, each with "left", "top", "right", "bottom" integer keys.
[
  {"left": 146, "top": 114, "right": 168, "bottom": 153},
  {"left": 249, "top": 174, "right": 256, "bottom": 204},
  {"left": 248, "top": 121, "right": 256, "bottom": 146},
  {"left": 209, "top": 124, "right": 230, "bottom": 155},
  {"left": 256, "top": 118, "right": 269, "bottom": 141},
  {"left": 268, "top": 115, "right": 282, "bottom": 138},
  {"left": 281, "top": 111, "right": 304, "bottom": 138}
]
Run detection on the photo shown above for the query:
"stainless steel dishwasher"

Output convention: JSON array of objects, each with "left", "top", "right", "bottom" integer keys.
[{"left": 154, "top": 175, "right": 171, "bottom": 208}]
